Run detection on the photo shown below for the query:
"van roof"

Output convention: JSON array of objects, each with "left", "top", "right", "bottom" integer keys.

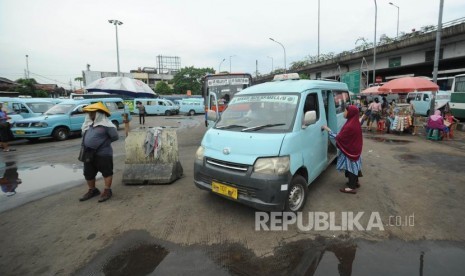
[
  {"left": 237, "top": 79, "right": 349, "bottom": 95},
  {"left": 58, "top": 98, "right": 123, "bottom": 104},
  {"left": 0, "top": 97, "right": 58, "bottom": 103}
]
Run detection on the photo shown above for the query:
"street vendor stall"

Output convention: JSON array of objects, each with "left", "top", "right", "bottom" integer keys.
[{"left": 387, "top": 103, "right": 414, "bottom": 133}]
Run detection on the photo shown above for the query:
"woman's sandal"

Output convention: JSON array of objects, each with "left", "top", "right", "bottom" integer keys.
[
  {"left": 346, "top": 182, "right": 361, "bottom": 188},
  {"left": 339, "top": 187, "right": 357, "bottom": 194}
]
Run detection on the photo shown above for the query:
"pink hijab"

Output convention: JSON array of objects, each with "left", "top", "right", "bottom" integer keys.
[{"left": 430, "top": 110, "right": 442, "bottom": 121}]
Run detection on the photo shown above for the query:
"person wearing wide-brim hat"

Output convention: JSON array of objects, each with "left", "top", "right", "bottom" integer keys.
[{"left": 79, "top": 102, "right": 119, "bottom": 202}]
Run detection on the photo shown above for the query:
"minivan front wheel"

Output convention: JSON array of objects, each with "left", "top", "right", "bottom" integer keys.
[
  {"left": 189, "top": 110, "right": 195, "bottom": 116},
  {"left": 165, "top": 110, "right": 172, "bottom": 116},
  {"left": 285, "top": 175, "right": 308, "bottom": 212},
  {"left": 52, "top": 127, "right": 69, "bottom": 141}
]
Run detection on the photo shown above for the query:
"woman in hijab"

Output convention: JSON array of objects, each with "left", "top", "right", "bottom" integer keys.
[
  {"left": 322, "top": 105, "right": 363, "bottom": 194},
  {"left": 427, "top": 110, "right": 446, "bottom": 130},
  {"left": 79, "top": 102, "right": 119, "bottom": 203}
]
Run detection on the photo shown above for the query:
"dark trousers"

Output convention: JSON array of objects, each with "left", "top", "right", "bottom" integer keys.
[
  {"left": 139, "top": 114, "right": 145, "bottom": 125},
  {"left": 345, "top": 170, "right": 359, "bottom": 189}
]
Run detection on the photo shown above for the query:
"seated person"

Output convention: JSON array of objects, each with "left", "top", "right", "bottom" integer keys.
[
  {"left": 426, "top": 110, "right": 448, "bottom": 138},
  {"left": 444, "top": 111, "right": 460, "bottom": 139}
]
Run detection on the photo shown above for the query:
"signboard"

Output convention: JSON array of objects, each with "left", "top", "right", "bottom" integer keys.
[
  {"left": 207, "top": 78, "right": 250, "bottom": 87},
  {"left": 341, "top": 70, "right": 361, "bottom": 94}
]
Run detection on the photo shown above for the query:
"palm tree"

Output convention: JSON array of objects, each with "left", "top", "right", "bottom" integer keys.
[{"left": 74, "top": 77, "right": 83, "bottom": 91}]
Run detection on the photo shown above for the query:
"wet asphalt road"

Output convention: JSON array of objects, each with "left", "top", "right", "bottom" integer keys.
[{"left": 0, "top": 114, "right": 464, "bottom": 275}]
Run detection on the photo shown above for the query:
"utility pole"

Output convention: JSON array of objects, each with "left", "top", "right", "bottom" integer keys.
[
  {"left": 373, "top": 0, "right": 377, "bottom": 84},
  {"left": 430, "top": 0, "right": 444, "bottom": 116}
]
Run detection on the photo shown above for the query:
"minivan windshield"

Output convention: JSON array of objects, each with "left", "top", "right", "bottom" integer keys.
[
  {"left": 215, "top": 94, "right": 299, "bottom": 132},
  {"left": 26, "top": 102, "right": 55, "bottom": 113},
  {"left": 44, "top": 104, "right": 75, "bottom": 115}
]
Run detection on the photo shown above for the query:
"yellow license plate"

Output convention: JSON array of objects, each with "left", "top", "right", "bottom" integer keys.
[
  {"left": 15, "top": 130, "right": 25, "bottom": 135},
  {"left": 212, "top": 181, "right": 238, "bottom": 200}
]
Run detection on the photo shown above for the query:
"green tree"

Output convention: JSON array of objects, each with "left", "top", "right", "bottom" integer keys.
[
  {"left": 14, "top": 78, "right": 38, "bottom": 96},
  {"left": 155, "top": 81, "right": 172, "bottom": 95},
  {"left": 172, "top": 66, "right": 215, "bottom": 95}
]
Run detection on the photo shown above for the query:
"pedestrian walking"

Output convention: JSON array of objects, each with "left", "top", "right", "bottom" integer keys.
[
  {"left": 367, "top": 98, "right": 382, "bottom": 131},
  {"left": 136, "top": 101, "right": 146, "bottom": 125},
  {"left": 0, "top": 102, "right": 14, "bottom": 152},
  {"left": 79, "top": 102, "right": 119, "bottom": 202},
  {"left": 322, "top": 105, "right": 363, "bottom": 194}
]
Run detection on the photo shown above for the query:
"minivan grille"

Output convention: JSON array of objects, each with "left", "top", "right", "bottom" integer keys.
[{"left": 206, "top": 158, "right": 249, "bottom": 172}]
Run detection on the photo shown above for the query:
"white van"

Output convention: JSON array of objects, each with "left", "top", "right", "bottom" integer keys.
[
  {"left": 132, "top": 98, "right": 178, "bottom": 116},
  {"left": 194, "top": 74, "right": 350, "bottom": 212}
]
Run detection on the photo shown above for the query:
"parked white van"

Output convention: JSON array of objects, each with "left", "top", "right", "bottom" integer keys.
[{"left": 194, "top": 74, "right": 350, "bottom": 211}]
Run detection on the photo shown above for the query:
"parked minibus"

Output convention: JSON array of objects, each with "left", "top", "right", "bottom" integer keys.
[
  {"left": 0, "top": 97, "right": 56, "bottom": 118},
  {"left": 132, "top": 98, "right": 178, "bottom": 116}
]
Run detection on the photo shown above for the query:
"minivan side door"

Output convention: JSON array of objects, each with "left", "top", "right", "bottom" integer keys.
[
  {"left": 70, "top": 104, "right": 87, "bottom": 130},
  {"left": 300, "top": 91, "right": 328, "bottom": 183}
]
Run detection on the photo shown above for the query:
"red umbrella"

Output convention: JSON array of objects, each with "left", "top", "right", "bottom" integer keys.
[
  {"left": 360, "top": 86, "right": 387, "bottom": 95},
  {"left": 378, "top": 77, "right": 439, "bottom": 93}
]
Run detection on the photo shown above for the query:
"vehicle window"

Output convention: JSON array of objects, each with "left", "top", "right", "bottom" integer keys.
[
  {"left": 27, "top": 102, "right": 54, "bottom": 113},
  {"left": 105, "top": 102, "right": 118, "bottom": 111},
  {"left": 115, "top": 102, "right": 125, "bottom": 110},
  {"left": 423, "top": 94, "right": 429, "bottom": 101},
  {"left": 408, "top": 93, "right": 416, "bottom": 100},
  {"left": 303, "top": 93, "right": 319, "bottom": 120},
  {"left": 333, "top": 91, "right": 350, "bottom": 114},
  {"left": 44, "top": 104, "right": 75, "bottom": 115},
  {"left": 415, "top": 94, "right": 422, "bottom": 101},
  {"left": 158, "top": 101, "right": 165, "bottom": 106}
]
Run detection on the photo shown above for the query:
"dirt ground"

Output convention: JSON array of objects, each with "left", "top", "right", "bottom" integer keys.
[{"left": 0, "top": 115, "right": 464, "bottom": 275}]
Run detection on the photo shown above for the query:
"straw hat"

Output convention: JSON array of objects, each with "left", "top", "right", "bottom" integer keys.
[{"left": 82, "top": 102, "right": 111, "bottom": 116}]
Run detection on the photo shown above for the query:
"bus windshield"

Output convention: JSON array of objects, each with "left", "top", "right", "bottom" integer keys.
[{"left": 202, "top": 73, "right": 253, "bottom": 113}]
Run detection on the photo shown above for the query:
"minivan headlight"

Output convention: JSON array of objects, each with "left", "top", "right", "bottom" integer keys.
[
  {"left": 31, "top": 122, "right": 48, "bottom": 127},
  {"left": 254, "top": 156, "right": 290, "bottom": 175},
  {"left": 196, "top": 146, "right": 205, "bottom": 160}
]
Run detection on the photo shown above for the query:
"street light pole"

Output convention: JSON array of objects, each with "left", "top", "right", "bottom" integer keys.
[
  {"left": 269, "top": 38, "right": 286, "bottom": 73},
  {"left": 318, "top": 0, "right": 320, "bottom": 61},
  {"left": 389, "top": 2, "right": 400, "bottom": 38},
  {"left": 108, "top": 19, "right": 123, "bottom": 76},
  {"left": 25, "top": 54, "right": 30, "bottom": 79},
  {"left": 229, "top": 55, "right": 235, "bottom": 73},
  {"left": 267, "top": 56, "right": 274, "bottom": 73},
  {"left": 218, "top": 58, "right": 225, "bottom": 73},
  {"left": 373, "top": 0, "right": 377, "bottom": 84}
]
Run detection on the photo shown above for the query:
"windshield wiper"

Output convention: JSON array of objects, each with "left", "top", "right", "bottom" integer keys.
[
  {"left": 241, "top": 123, "right": 285, "bottom": 132},
  {"left": 216, "top": 124, "right": 247, "bottom": 130}
]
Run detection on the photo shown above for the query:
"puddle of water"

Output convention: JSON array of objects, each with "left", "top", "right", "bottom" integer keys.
[
  {"left": 0, "top": 162, "right": 84, "bottom": 213},
  {"left": 78, "top": 231, "right": 465, "bottom": 276},
  {"left": 103, "top": 244, "right": 168, "bottom": 276},
  {"left": 366, "top": 137, "right": 411, "bottom": 144}
]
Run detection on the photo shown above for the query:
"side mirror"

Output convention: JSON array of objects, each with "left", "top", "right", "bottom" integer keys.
[
  {"left": 207, "top": 110, "right": 217, "bottom": 121},
  {"left": 303, "top": 111, "right": 317, "bottom": 127}
]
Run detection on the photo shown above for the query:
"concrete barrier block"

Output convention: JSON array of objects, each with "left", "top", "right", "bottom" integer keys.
[{"left": 123, "top": 127, "right": 183, "bottom": 184}]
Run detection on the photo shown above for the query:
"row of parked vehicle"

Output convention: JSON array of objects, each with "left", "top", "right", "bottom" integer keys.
[
  {"left": 3, "top": 97, "right": 131, "bottom": 142},
  {"left": 1, "top": 96, "right": 207, "bottom": 142},
  {"left": 129, "top": 98, "right": 205, "bottom": 116}
]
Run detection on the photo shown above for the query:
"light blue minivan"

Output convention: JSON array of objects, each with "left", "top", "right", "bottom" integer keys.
[
  {"left": 11, "top": 98, "right": 131, "bottom": 141},
  {"left": 0, "top": 97, "right": 56, "bottom": 118},
  {"left": 132, "top": 98, "right": 179, "bottom": 116},
  {"left": 194, "top": 74, "right": 350, "bottom": 211},
  {"left": 179, "top": 98, "right": 205, "bottom": 116},
  {"left": 407, "top": 90, "right": 451, "bottom": 116}
]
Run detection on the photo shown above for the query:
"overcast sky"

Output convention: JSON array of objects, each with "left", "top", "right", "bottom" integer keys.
[{"left": 1, "top": 0, "right": 464, "bottom": 89}]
